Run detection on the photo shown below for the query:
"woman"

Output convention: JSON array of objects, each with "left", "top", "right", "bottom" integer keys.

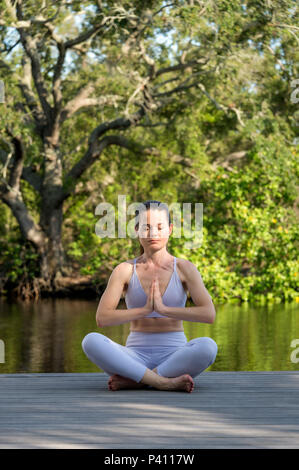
[{"left": 82, "top": 200, "right": 218, "bottom": 393}]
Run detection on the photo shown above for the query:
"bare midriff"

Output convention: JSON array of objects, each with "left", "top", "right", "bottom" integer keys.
[{"left": 129, "top": 317, "right": 184, "bottom": 333}]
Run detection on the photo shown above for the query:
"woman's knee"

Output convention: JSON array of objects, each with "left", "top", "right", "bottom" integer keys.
[
  {"left": 81, "top": 332, "right": 106, "bottom": 355},
  {"left": 190, "top": 337, "right": 218, "bottom": 365}
]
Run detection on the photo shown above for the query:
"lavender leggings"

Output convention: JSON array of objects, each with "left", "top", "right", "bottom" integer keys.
[{"left": 81, "top": 331, "right": 218, "bottom": 383}]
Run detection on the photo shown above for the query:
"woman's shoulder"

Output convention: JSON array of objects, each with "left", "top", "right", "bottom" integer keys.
[
  {"left": 114, "top": 259, "right": 136, "bottom": 296},
  {"left": 113, "top": 259, "right": 135, "bottom": 279},
  {"left": 175, "top": 257, "right": 194, "bottom": 268},
  {"left": 176, "top": 257, "right": 199, "bottom": 278}
]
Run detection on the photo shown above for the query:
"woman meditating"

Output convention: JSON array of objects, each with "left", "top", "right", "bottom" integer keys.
[{"left": 82, "top": 200, "right": 218, "bottom": 393}]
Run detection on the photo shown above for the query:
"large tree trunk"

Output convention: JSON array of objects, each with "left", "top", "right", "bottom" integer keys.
[
  {"left": 39, "top": 206, "right": 66, "bottom": 282},
  {"left": 39, "top": 140, "right": 66, "bottom": 284}
]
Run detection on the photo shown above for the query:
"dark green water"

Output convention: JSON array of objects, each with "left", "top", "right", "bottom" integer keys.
[{"left": 0, "top": 298, "right": 298, "bottom": 373}]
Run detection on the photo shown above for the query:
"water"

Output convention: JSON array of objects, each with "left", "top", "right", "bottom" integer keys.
[{"left": 0, "top": 298, "right": 298, "bottom": 373}]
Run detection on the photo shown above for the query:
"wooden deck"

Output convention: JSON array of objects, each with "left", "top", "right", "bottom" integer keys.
[{"left": 0, "top": 371, "right": 298, "bottom": 449}]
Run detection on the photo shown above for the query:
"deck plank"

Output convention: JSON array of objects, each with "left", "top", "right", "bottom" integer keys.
[{"left": 0, "top": 372, "right": 299, "bottom": 449}]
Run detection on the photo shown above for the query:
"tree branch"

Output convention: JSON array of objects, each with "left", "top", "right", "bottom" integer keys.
[
  {"left": 15, "top": 3, "right": 53, "bottom": 122},
  {"left": 4, "top": 129, "right": 24, "bottom": 192},
  {"left": 0, "top": 184, "right": 47, "bottom": 249},
  {"left": 153, "top": 79, "right": 202, "bottom": 100},
  {"left": 265, "top": 44, "right": 286, "bottom": 71},
  {"left": 67, "top": 134, "right": 143, "bottom": 183},
  {"left": 197, "top": 83, "right": 245, "bottom": 126},
  {"left": 156, "top": 58, "right": 209, "bottom": 78},
  {"left": 0, "top": 133, "right": 42, "bottom": 193},
  {"left": 57, "top": 132, "right": 146, "bottom": 205},
  {"left": 17, "top": 54, "right": 46, "bottom": 131},
  {"left": 87, "top": 107, "right": 146, "bottom": 146},
  {"left": 59, "top": 83, "right": 122, "bottom": 124},
  {"left": 64, "top": 23, "right": 105, "bottom": 49}
]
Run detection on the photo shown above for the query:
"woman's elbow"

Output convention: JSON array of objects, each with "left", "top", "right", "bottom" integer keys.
[
  {"left": 210, "top": 307, "right": 216, "bottom": 323},
  {"left": 207, "top": 305, "right": 216, "bottom": 324},
  {"left": 96, "top": 312, "right": 105, "bottom": 328}
]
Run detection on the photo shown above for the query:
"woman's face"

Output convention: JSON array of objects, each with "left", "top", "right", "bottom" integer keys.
[{"left": 136, "top": 209, "right": 172, "bottom": 250}]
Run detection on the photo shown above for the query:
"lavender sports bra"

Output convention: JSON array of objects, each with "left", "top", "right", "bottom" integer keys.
[{"left": 125, "top": 256, "right": 187, "bottom": 318}]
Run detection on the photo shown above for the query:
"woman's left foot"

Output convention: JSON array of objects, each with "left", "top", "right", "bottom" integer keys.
[{"left": 108, "top": 374, "right": 148, "bottom": 391}]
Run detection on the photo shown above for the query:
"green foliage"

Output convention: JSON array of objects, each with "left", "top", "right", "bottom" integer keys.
[
  {"left": 0, "top": 233, "right": 40, "bottom": 288},
  {"left": 0, "top": 0, "right": 298, "bottom": 305},
  {"left": 181, "top": 135, "right": 299, "bottom": 304}
]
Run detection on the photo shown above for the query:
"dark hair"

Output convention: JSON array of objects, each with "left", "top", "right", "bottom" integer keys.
[{"left": 134, "top": 200, "right": 172, "bottom": 255}]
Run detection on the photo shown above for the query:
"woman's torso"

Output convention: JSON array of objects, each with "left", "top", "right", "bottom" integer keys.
[{"left": 123, "top": 256, "right": 188, "bottom": 333}]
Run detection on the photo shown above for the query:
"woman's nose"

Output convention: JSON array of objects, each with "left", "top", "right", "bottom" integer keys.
[{"left": 149, "top": 227, "right": 159, "bottom": 237}]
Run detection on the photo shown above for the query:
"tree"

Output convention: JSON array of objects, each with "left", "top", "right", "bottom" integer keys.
[{"left": 0, "top": 0, "right": 297, "bottom": 295}]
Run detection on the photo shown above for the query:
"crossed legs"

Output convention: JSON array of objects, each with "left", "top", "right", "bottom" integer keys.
[{"left": 82, "top": 332, "right": 218, "bottom": 393}]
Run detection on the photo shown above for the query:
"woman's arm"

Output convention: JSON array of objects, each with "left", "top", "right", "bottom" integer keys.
[
  {"left": 96, "top": 263, "right": 151, "bottom": 327},
  {"left": 97, "top": 306, "right": 149, "bottom": 327},
  {"left": 160, "top": 304, "right": 215, "bottom": 323},
  {"left": 159, "top": 260, "right": 216, "bottom": 323}
]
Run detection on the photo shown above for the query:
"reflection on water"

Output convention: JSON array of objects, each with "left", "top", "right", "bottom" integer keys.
[{"left": 0, "top": 297, "right": 298, "bottom": 373}]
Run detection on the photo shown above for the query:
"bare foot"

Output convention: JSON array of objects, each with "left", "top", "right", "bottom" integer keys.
[
  {"left": 158, "top": 374, "right": 194, "bottom": 393},
  {"left": 108, "top": 374, "right": 148, "bottom": 391}
]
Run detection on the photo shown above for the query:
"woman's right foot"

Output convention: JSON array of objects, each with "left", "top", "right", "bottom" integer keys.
[{"left": 108, "top": 374, "right": 148, "bottom": 391}]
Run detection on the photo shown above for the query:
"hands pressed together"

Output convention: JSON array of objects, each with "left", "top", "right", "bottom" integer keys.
[{"left": 144, "top": 278, "right": 166, "bottom": 315}]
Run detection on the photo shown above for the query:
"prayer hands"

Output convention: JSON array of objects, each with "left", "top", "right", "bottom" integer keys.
[
  {"left": 144, "top": 278, "right": 166, "bottom": 315},
  {"left": 153, "top": 278, "right": 165, "bottom": 314}
]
